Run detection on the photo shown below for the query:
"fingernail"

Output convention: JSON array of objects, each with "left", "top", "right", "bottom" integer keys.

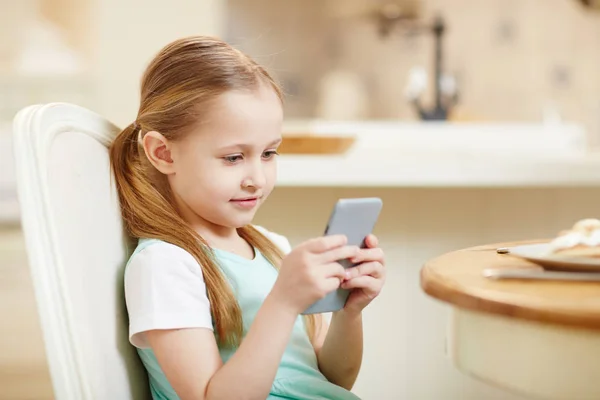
[{"left": 345, "top": 270, "right": 351, "bottom": 279}]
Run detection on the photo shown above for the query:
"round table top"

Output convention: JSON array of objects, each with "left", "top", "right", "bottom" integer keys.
[{"left": 420, "top": 240, "right": 600, "bottom": 330}]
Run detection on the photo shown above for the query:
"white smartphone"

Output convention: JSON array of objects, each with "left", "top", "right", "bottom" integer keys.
[{"left": 301, "top": 197, "right": 383, "bottom": 315}]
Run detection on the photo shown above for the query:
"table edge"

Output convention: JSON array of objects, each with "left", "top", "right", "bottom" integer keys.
[{"left": 420, "top": 241, "right": 600, "bottom": 331}]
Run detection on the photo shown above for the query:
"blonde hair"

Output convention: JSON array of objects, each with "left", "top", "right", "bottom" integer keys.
[{"left": 109, "top": 36, "right": 317, "bottom": 348}]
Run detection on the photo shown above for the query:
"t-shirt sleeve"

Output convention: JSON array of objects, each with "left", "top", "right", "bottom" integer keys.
[{"left": 124, "top": 241, "right": 213, "bottom": 349}]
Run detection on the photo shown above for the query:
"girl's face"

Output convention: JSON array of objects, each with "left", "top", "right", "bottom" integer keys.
[{"left": 144, "top": 85, "right": 283, "bottom": 237}]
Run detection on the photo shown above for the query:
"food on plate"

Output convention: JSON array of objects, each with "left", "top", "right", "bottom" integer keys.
[{"left": 548, "top": 218, "right": 600, "bottom": 257}]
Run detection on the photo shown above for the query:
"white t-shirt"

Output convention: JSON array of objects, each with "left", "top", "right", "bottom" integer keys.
[{"left": 125, "top": 226, "right": 292, "bottom": 348}]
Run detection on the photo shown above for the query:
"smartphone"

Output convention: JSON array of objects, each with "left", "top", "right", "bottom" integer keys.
[{"left": 301, "top": 197, "right": 383, "bottom": 315}]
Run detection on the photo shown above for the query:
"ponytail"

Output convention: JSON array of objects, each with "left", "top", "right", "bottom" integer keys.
[{"left": 110, "top": 122, "right": 242, "bottom": 346}]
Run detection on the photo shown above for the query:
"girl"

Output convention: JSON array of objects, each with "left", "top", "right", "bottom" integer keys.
[{"left": 109, "top": 36, "right": 386, "bottom": 400}]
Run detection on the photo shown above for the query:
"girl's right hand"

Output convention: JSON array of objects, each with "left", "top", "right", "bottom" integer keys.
[{"left": 270, "top": 235, "right": 360, "bottom": 315}]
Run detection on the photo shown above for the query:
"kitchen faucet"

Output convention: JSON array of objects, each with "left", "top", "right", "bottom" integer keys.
[{"left": 377, "top": 7, "right": 458, "bottom": 121}]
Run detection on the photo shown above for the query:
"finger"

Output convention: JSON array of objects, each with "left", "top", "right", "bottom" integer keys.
[
  {"left": 305, "top": 235, "right": 347, "bottom": 253},
  {"left": 323, "top": 276, "right": 344, "bottom": 293},
  {"left": 365, "top": 234, "right": 379, "bottom": 248},
  {"left": 345, "top": 261, "right": 384, "bottom": 280},
  {"left": 318, "top": 245, "right": 360, "bottom": 264},
  {"left": 350, "top": 247, "right": 385, "bottom": 265},
  {"left": 321, "top": 262, "right": 346, "bottom": 280},
  {"left": 340, "top": 276, "right": 381, "bottom": 295}
]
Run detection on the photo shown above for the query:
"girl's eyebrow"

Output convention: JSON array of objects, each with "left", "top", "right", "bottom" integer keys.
[
  {"left": 217, "top": 138, "right": 282, "bottom": 152},
  {"left": 268, "top": 138, "right": 283, "bottom": 147}
]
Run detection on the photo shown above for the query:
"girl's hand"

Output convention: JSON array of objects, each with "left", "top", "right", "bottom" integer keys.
[
  {"left": 340, "top": 234, "right": 386, "bottom": 315},
  {"left": 272, "top": 235, "right": 360, "bottom": 315}
]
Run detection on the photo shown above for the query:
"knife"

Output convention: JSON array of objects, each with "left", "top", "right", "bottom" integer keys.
[{"left": 482, "top": 268, "right": 600, "bottom": 281}]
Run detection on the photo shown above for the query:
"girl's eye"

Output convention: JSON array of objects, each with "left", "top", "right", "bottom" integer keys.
[
  {"left": 263, "top": 150, "right": 279, "bottom": 160},
  {"left": 224, "top": 154, "right": 243, "bottom": 163}
]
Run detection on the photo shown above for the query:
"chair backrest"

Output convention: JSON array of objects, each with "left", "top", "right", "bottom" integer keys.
[{"left": 13, "top": 103, "right": 149, "bottom": 400}]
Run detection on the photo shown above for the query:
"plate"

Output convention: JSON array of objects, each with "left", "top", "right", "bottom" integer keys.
[{"left": 508, "top": 243, "right": 600, "bottom": 272}]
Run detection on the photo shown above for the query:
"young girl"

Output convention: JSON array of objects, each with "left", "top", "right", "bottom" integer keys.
[{"left": 109, "top": 36, "right": 386, "bottom": 400}]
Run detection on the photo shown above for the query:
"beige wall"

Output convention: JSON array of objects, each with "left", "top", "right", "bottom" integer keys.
[
  {"left": 227, "top": 0, "right": 600, "bottom": 142},
  {"left": 89, "top": 0, "right": 226, "bottom": 127},
  {"left": 39, "top": 0, "right": 93, "bottom": 62},
  {"left": 0, "top": 0, "right": 226, "bottom": 125},
  {"left": 0, "top": 229, "right": 53, "bottom": 400}
]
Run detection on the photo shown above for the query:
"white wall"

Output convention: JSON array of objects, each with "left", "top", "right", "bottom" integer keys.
[{"left": 254, "top": 186, "right": 600, "bottom": 400}]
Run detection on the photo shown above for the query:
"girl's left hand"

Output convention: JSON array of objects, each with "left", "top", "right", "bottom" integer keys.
[{"left": 340, "top": 234, "right": 386, "bottom": 315}]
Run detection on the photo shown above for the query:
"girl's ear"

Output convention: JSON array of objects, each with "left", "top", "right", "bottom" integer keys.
[{"left": 141, "top": 131, "right": 175, "bottom": 174}]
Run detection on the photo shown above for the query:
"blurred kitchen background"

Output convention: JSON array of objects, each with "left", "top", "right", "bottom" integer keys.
[{"left": 2, "top": 0, "right": 600, "bottom": 399}]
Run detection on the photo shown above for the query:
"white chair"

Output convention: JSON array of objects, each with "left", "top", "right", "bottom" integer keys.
[{"left": 13, "top": 103, "right": 150, "bottom": 399}]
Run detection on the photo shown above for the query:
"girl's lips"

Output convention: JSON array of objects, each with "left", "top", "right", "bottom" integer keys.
[{"left": 230, "top": 197, "right": 259, "bottom": 209}]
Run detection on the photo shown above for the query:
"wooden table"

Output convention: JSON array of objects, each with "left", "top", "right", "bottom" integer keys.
[{"left": 421, "top": 240, "right": 600, "bottom": 400}]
